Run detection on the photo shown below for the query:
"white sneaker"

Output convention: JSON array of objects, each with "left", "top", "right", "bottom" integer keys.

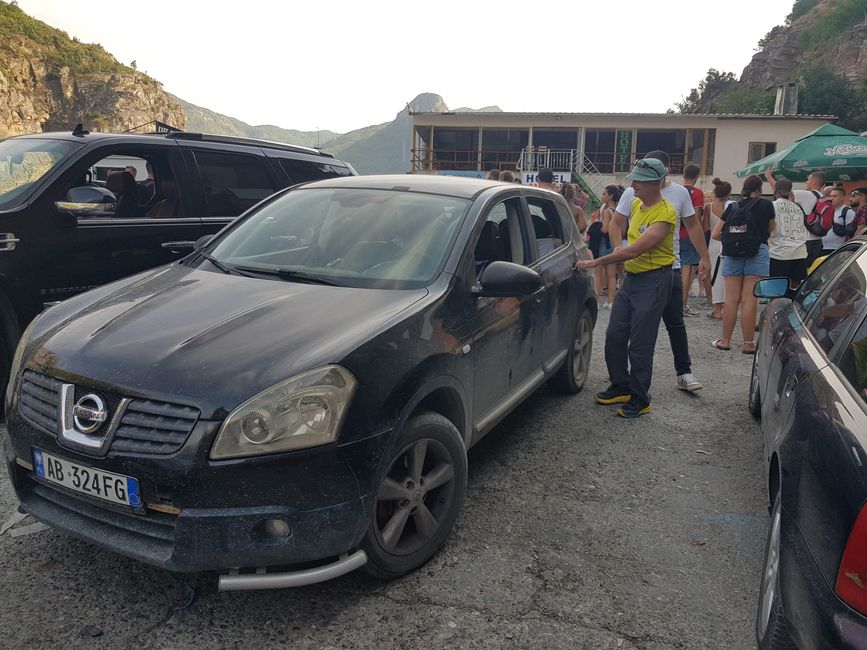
[
  {"left": 683, "top": 306, "right": 701, "bottom": 318},
  {"left": 600, "top": 302, "right": 612, "bottom": 310},
  {"left": 676, "top": 373, "right": 703, "bottom": 392}
]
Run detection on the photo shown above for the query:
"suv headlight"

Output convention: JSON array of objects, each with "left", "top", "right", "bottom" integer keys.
[{"left": 210, "top": 365, "right": 357, "bottom": 460}]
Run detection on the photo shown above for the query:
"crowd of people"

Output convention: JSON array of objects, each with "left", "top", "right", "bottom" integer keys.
[{"left": 505, "top": 155, "right": 867, "bottom": 419}]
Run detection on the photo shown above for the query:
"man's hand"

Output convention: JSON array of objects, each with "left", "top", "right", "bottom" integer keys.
[{"left": 575, "top": 259, "right": 595, "bottom": 272}]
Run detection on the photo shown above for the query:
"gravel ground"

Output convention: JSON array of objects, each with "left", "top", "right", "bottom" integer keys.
[{"left": 0, "top": 295, "right": 767, "bottom": 649}]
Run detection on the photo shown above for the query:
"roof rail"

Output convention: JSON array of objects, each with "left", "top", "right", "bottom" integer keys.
[{"left": 164, "top": 132, "right": 333, "bottom": 158}]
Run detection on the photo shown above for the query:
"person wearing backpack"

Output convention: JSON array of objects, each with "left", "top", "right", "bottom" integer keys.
[
  {"left": 765, "top": 169, "right": 827, "bottom": 266},
  {"left": 710, "top": 174, "right": 775, "bottom": 354},
  {"left": 822, "top": 187, "right": 856, "bottom": 254}
]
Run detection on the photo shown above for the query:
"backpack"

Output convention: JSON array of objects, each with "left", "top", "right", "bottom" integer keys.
[
  {"left": 831, "top": 206, "right": 856, "bottom": 238},
  {"left": 803, "top": 190, "right": 835, "bottom": 237},
  {"left": 721, "top": 198, "right": 762, "bottom": 258}
]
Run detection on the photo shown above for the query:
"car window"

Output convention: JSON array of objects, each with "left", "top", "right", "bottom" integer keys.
[
  {"left": 0, "top": 138, "right": 79, "bottom": 211},
  {"left": 278, "top": 158, "right": 351, "bottom": 185},
  {"left": 526, "top": 196, "right": 564, "bottom": 258},
  {"left": 194, "top": 151, "right": 276, "bottom": 217},
  {"left": 55, "top": 149, "right": 185, "bottom": 219},
  {"left": 793, "top": 246, "right": 860, "bottom": 321},
  {"left": 208, "top": 188, "right": 470, "bottom": 289},
  {"left": 473, "top": 198, "right": 524, "bottom": 279},
  {"left": 838, "top": 314, "right": 867, "bottom": 404},
  {"left": 806, "top": 252, "right": 867, "bottom": 355}
]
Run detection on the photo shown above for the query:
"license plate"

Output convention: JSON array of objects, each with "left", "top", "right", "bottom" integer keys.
[{"left": 32, "top": 449, "right": 141, "bottom": 508}]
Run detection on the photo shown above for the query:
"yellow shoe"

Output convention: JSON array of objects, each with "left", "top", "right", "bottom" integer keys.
[{"left": 594, "top": 386, "right": 631, "bottom": 404}]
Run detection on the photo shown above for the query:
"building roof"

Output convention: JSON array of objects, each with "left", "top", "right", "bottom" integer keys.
[{"left": 411, "top": 111, "right": 837, "bottom": 121}]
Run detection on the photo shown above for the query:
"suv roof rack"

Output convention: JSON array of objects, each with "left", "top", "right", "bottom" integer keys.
[{"left": 165, "top": 132, "right": 333, "bottom": 158}]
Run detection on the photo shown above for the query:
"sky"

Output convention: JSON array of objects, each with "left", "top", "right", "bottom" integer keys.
[{"left": 16, "top": 0, "right": 797, "bottom": 134}]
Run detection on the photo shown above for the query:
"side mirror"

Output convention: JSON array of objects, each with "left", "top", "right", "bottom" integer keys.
[
  {"left": 55, "top": 186, "right": 116, "bottom": 218},
  {"left": 754, "top": 277, "right": 790, "bottom": 299},
  {"left": 473, "top": 261, "right": 544, "bottom": 297}
]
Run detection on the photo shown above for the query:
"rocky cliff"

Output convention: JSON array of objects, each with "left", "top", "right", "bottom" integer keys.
[
  {"left": 0, "top": 1, "right": 184, "bottom": 139},
  {"left": 740, "top": 0, "right": 867, "bottom": 88}
]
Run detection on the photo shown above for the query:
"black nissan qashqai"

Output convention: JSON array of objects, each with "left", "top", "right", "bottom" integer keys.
[{"left": 4, "top": 174, "right": 596, "bottom": 590}]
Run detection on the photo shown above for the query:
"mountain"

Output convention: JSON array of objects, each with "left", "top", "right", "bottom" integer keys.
[
  {"left": 674, "top": 0, "right": 867, "bottom": 130},
  {"left": 0, "top": 0, "right": 184, "bottom": 139},
  {"left": 0, "top": 2, "right": 496, "bottom": 171}
]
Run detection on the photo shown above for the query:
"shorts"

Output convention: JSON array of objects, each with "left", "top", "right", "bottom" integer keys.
[
  {"left": 597, "top": 238, "right": 613, "bottom": 258},
  {"left": 679, "top": 236, "right": 700, "bottom": 267},
  {"left": 722, "top": 244, "right": 770, "bottom": 277},
  {"left": 769, "top": 257, "right": 807, "bottom": 287}
]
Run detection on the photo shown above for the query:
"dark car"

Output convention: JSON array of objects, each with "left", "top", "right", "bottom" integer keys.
[
  {"left": 751, "top": 238, "right": 867, "bottom": 648},
  {"left": 4, "top": 175, "right": 596, "bottom": 590},
  {"left": 0, "top": 129, "right": 355, "bottom": 397}
]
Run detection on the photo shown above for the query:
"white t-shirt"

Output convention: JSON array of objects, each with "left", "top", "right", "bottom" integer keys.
[
  {"left": 792, "top": 190, "right": 821, "bottom": 242},
  {"left": 769, "top": 198, "right": 807, "bottom": 260},
  {"left": 616, "top": 182, "right": 695, "bottom": 270},
  {"left": 822, "top": 206, "right": 856, "bottom": 251}
]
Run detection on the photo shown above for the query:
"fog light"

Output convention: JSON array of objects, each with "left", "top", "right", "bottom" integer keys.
[{"left": 253, "top": 517, "right": 292, "bottom": 545}]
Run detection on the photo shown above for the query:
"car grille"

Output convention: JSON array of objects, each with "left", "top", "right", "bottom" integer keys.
[{"left": 19, "top": 370, "right": 200, "bottom": 456}]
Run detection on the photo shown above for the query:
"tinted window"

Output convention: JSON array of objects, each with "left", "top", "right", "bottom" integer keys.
[
  {"left": 806, "top": 253, "right": 867, "bottom": 354},
  {"left": 839, "top": 315, "right": 867, "bottom": 403},
  {"left": 194, "top": 151, "right": 275, "bottom": 217},
  {"left": 526, "top": 196, "right": 564, "bottom": 258},
  {"left": 279, "top": 158, "right": 351, "bottom": 184},
  {"left": 473, "top": 198, "right": 524, "bottom": 278},
  {"left": 208, "top": 188, "right": 470, "bottom": 289},
  {"left": 794, "top": 246, "right": 860, "bottom": 321}
]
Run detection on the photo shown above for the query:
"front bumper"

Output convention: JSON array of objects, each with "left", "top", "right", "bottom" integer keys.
[
  {"left": 4, "top": 416, "right": 391, "bottom": 572},
  {"left": 780, "top": 507, "right": 867, "bottom": 649}
]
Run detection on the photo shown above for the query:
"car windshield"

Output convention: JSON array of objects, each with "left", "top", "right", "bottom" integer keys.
[
  {"left": 207, "top": 188, "right": 471, "bottom": 289},
  {"left": 0, "top": 138, "right": 80, "bottom": 211}
]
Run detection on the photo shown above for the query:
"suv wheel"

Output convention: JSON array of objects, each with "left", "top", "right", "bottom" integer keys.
[
  {"left": 362, "top": 411, "right": 467, "bottom": 579},
  {"left": 749, "top": 352, "right": 762, "bottom": 420},
  {"left": 551, "top": 309, "right": 593, "bottom": 394}
]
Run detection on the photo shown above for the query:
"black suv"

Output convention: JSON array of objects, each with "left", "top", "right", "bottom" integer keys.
[
  {"left": 4, "top": 175, "right": 596, "bottom": 590},
  {"left": 0, "top": 129, "right": 355, "bottom": 394}
]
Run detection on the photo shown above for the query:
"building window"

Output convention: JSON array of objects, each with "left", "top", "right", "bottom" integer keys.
[
  {"left": 748, "top": 142, "right": 777, "bottom": 164},
  {"left": 636, "top": 130, "right": 687, "bottom": 173},
  {"left": 584, "top": 129, "right": 616, "bottom": 174}
]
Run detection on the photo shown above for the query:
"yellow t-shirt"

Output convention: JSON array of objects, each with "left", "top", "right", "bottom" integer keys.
[{"left": 624, "top": 198, "right": 677, "bottom": 274}]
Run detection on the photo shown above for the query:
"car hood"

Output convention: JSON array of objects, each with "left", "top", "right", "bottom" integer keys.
[{"left": 28, "top": 264, "right": 429, "bottom": 417}]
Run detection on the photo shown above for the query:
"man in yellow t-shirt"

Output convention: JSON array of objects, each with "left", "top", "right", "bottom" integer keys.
[{"left": 575, "top": 158, "right": 676, "bottom": 417}]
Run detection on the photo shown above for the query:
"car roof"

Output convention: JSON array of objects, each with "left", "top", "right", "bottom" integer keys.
[
  {"left": 10, "top": 131, "right": 337, "bottom": 160},
  {"left": 301, "top": 174, "right": 545, "bottom": 200}
]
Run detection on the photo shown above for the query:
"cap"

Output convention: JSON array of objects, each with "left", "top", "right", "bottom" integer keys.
[{"left": 626, "top": 158, "right": 667, "bottom": 182}]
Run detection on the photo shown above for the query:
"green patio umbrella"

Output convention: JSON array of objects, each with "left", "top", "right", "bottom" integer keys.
[{"left": 736, "top": 123, "right": 867, "bottom": 182}]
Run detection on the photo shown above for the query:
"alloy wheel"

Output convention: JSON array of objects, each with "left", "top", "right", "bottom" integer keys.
[
  {"left": 573, "top": 313, "right": 592, "bottom": 385},
  {"left": 759, "top": 505, "right": 782, "bottom": 637},
  {"left": 373, "top": 438, "right": 456, "bottom": 556}
]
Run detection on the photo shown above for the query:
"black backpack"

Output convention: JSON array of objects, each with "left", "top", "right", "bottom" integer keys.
[
  {"left": 831, "top": 206, "right": 856, "bottom": 238},
  {"left": 721, "top": 198, "right": 762, "bottom": 258}
]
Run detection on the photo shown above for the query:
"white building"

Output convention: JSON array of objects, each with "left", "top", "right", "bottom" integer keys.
[{"left": 410, "top": 111, "right": 834, "bottom": 202}]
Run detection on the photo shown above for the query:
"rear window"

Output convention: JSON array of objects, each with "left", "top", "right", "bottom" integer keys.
[
  {"left": 194, "top": 151, "right": 276, "bottom": 217},
  {"left": 278, "top": 158, "right": 352, "bottom": 185}
]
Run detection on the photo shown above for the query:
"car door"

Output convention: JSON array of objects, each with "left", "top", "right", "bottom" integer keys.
[
  {"left": 28, "top": 142, "right": 207, "bottom": 306},
  {"left": 453, "top": 192, "right": 544, "bottom": 441},
  {"left": 761, "top": 244, "right": 863, "bottom": 441},
  {"left": 180, "top": 143, "right": 281, "bottom": 236},
  {"left": 523, "top": 192, "right": 582, "bottom": 370}
]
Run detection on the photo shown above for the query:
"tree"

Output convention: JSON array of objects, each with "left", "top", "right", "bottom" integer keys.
[
  {"left": 798, "top": 64, "right": 867, "bottom": 132},
  {"left": 130, "top": 60, "right": 137, "bottom": 70},
  {"left": 675, "top": 69, "right": 737, "bottom": 113}
]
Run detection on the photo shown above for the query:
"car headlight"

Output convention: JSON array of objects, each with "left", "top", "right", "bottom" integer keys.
[
  {"left": 6, "top": 315, "right": 40, "bottom": 409},
  {"left": 210, "top": 365, "right": 357, "bottom": 460}
]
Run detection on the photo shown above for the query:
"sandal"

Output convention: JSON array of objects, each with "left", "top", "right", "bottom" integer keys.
[
  {"left": 706, "top": 312, "right": 722, "bottom": 320},
  {"left": 710, "top": 339, "right": 731, "bottom": 350},
  {"left": 742, "top": 340, "right": 757, "bottom": 355}
]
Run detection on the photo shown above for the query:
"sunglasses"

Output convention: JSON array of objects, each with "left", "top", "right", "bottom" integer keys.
[{"left": 633, "top": 159, "right": 665, "bottom": 179}]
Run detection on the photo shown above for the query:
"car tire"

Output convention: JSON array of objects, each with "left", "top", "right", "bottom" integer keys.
[
  {"left": 551, "top": 309, "right": 593, "bottom": 394},
  {"left": 749, "top": 351, "right": 761, "bottom": 420},
  {"left": 756, "top": 495, "right": 796, "bottom": 650},
  {"left": 362, "top": 410, "right": 467, "bottom": 580}
]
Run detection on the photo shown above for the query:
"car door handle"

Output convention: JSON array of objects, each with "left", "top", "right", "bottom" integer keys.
[
  {"left": 783, "top": 374, "right": 798, "bottom": 398},
  {"left": 0, "top": 233, "right": 20, "bottom": 251}
]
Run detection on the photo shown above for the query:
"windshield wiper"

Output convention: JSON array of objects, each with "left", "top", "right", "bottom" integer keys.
[
  {"left": 199, "top": 252, "right": 254, "bottom": 277},
  {"left": 234, "top": 266, "right": 343, "bottom": 286}
]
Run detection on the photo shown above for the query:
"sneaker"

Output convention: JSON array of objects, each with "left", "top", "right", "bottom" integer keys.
[
  {"left": 594, "top": 386, "right": 632, "bottom": 404},
  {"left": 616, "top": 398, "right": 652, "bottom": 418},
  {"left": 676, "top": 373, "right": 703, "bottom": 392},
  {"left": 683, "top": 305, "right": 700, "bottom": 318}
]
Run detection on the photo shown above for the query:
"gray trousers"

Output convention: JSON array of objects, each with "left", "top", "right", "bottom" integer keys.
[{"left": 604, "top": 266, "right": 673, "bottom": 405}]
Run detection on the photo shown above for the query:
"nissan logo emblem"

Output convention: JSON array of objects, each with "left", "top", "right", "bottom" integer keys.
[{"left": 72, "top": 394, "right": 108, "bottom": 434}]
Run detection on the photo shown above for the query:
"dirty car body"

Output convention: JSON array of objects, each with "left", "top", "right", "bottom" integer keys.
[{"left": 3, "top": 174, "right": 596, "bottom": 588}]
